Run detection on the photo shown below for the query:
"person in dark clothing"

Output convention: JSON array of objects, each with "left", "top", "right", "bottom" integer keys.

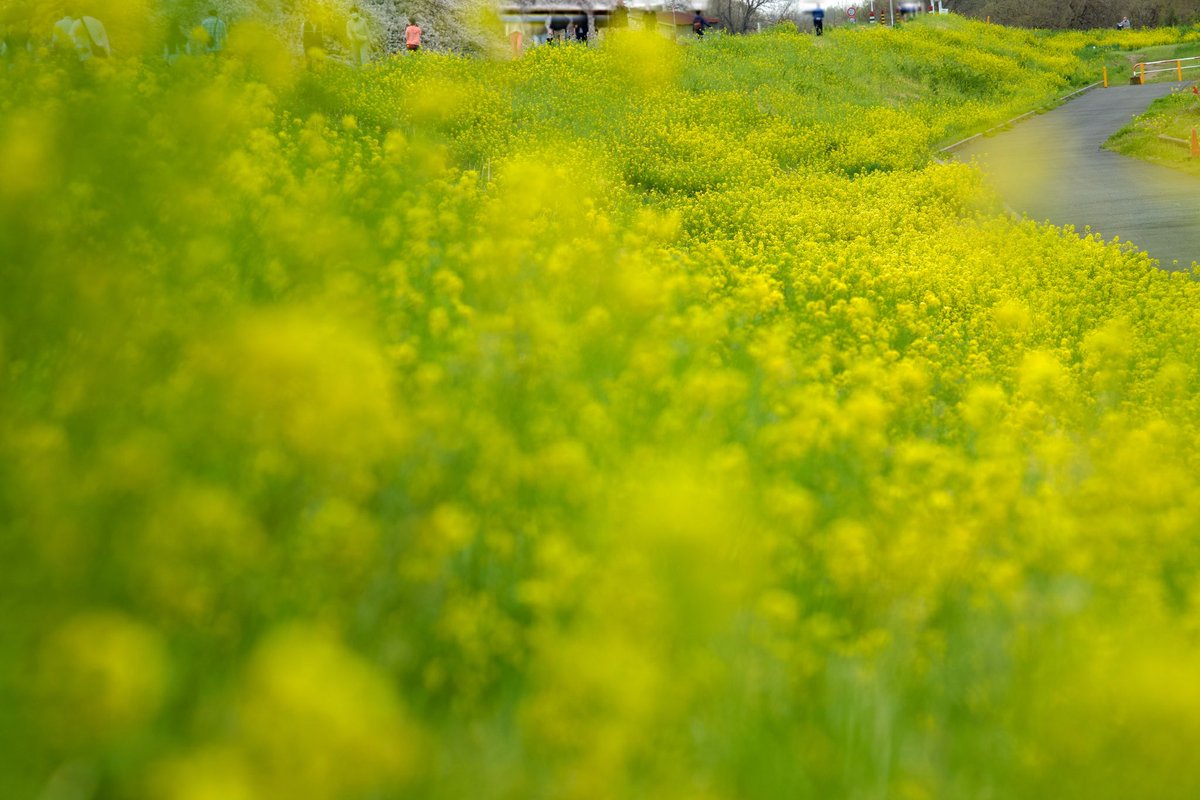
[
  {"left": 612, "top": 1, "right": 629, "bottom": 28},
  {"left": 301, "top": 18, "right": 324, "bottom": 67},
  {"left": 692, "top": 10, "right": 709, "bottom": 36},
  {"left": 163, "top": 15, "right": 187, "bottom": 60},
  {"left": 811, "top": 5, "right": 824, "bottom": 35},
  {"left": 2, "top": 24, "right": 33, "bottom": 62},
  {"left": 642, "top": 7, "right": 658, "bottom": 32}
]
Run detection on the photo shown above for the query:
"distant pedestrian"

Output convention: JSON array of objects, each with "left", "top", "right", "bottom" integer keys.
[
  {"left": 811, "top": 5, "right": 824, "bottom": 35},
  {"left": 52, "top": 14, "right": 75, "bottom": 53},
  {"left": 1118, "top": 16, "right": 1131, "bottom": 30},
  {"left": 346, "top": 6, "right": 370, "bottom": 64},
  {"left": 301, "top": 18, "right": 324, "bottom": 66},
  {"left": 71, "top": 13, "right": 110, "bottom": 60},
  {"left": 642, "top": 7, "right": 658, "bottom": 32},
  {"left": 2, "top": 20, "right": 33, "bottom": 63},
  {"left": 692, "top": 10, "right": 709, "bottom": 36},
  {"left": 404, "top": 17, "right": 421, "bottom": 52},
  {"left": 612, "top": 1, "right": 629, "bottom": 28},
  {"left": 164, "top": 14, "right": 188, "bottom": 61},
  {"left": 200, "top": 8, "right": 227, "bottom": 52}
]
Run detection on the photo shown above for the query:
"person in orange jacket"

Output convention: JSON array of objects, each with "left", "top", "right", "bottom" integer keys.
[{"left": 404, "top": 17, "right": 422, "bottom": 52}]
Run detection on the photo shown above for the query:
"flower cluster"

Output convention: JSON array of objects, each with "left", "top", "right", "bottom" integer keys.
[{"left": 4, "top": 14, "right": 1200, "bottom": 800}]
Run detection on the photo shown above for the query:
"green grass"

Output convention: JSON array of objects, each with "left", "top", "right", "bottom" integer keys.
[
  {"left": 1106, "top": 85, "right": 1200, "bottom": 174},
  {"left": 1132, "top": 40, "right": 1200, "bottom": 62},
  {"left": 1124, "top": 42, "right": 1200, "bottom": 84},
  {"left": 1074, "top": 39, "right": 1200, "bottom": 86}
]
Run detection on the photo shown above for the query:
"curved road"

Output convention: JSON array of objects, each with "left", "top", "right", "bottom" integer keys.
[{"left": 950, "top": 82, "right": 1200, "bottom": 270}]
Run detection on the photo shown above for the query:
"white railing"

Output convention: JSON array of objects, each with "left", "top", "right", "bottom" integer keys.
[{"left": 1133, "top": 55, "right": 1200, "bottom": 82}]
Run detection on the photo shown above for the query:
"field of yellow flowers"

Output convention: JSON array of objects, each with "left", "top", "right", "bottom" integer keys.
[{"left": 5, "top": 13, "right": 1200, "bottom": 800}]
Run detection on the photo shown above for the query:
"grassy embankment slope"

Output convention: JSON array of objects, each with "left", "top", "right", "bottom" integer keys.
[
  {"left": 1107, "top": 89, "right": 1200, "bottom": 175},
  {"left": 1103, "top": 41, "right": 1200, "bottom": 172},
  {"left": 6, "top": 14, "right": 1200, "bottom": 800}
]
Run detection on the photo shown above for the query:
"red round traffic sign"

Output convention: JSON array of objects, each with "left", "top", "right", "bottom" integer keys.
[{"left": 847, "top": 6, "right": 857, "bottom": 16}]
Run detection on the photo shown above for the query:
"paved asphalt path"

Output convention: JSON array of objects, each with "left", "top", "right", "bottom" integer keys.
[{"left": 950, "top": 82, "right": 1200, "bottom": 270}]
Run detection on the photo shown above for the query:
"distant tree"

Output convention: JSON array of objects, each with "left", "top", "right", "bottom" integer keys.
[
  {"left": 951, "top": 0, "right": 1200, "bottom": 28},
  {"left": 709, "top": 0, "right": 778, "bottom": 32}
]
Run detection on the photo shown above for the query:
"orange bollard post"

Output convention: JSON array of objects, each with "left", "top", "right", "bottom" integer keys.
[
  {"left": 1103, "top": 66, "right": 1108, "bottom": 87},
  {"left": 1191, "top": 128, "right": 1199, "bottom": 158},
  {"left": 1179, "top": 60, "right": 1184, "bottom": 81},
  {"left": 1140, "top": 62, "right": 1146, "bottom": 83}
]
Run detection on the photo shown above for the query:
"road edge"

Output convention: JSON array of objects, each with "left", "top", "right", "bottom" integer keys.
[{"left": 936, "top": 81, "right": 1103, "bottom": 155}]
